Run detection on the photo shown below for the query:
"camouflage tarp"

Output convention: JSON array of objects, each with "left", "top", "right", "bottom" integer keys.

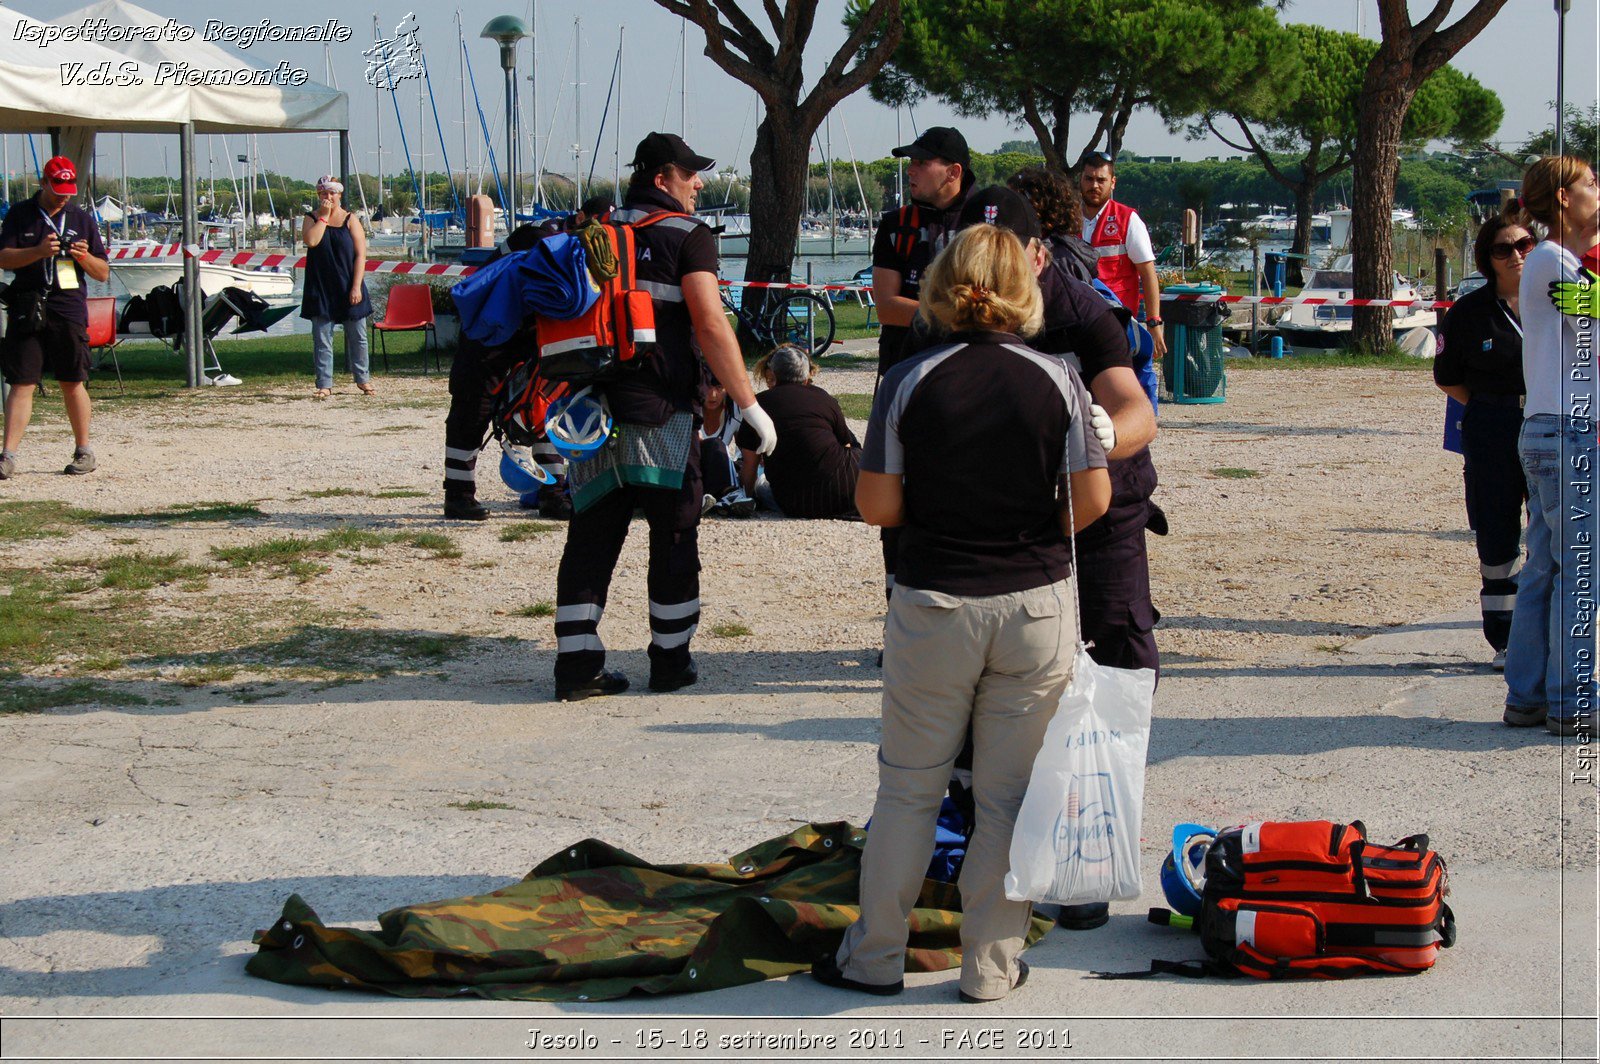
[{"left": 246, "top": 821, "right": 1052, "bottom": 1001}]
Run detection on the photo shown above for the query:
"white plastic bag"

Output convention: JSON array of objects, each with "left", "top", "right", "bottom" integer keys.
[{"left": 1005, "top": 644, "right": 1155, "bottom": 905}]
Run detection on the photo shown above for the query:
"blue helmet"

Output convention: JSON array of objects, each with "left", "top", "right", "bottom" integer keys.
[
  {"left": 499, "top": 442, "right": 556, "bottom": 493},
  {"left": 1159, "top": 823, "right": 1216, "bottom": 917},
  {"left": 544, "top": 387, "right": 613, "bottom": 464}
]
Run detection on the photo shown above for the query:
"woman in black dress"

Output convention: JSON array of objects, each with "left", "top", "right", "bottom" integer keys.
[{"left": 301, "top": 176, "right": 373, "bottom": 397}]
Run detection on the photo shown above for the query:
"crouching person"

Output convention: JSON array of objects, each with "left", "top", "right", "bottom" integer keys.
[
  {"left": 736, "top": 344, "right": 861, "bottom": 519},
  {"left": 815, "top": 219, "right": 1109, "bottom": 1002}
]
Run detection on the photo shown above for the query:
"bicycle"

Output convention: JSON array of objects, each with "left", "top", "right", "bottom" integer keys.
[{"left": 720, "top": 283, "right": 836, "bottom": 358}]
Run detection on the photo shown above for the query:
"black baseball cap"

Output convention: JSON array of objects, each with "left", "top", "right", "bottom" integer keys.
[
  {"left": 957, "top": 185, "right": 1041, "bottom": 243},
  {"left": 579, "top": 194, "right": 614, "bottom": 217},
  {"left": 891, "top": 126, "right": 971, "bottom": 171},
  {"left": 629, "top": 132, "right": 714, "bottom": 173}
]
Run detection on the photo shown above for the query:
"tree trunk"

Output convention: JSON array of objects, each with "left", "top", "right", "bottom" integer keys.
[
  {"left": 744, "top": 114, "right": 807, "bottom": 286},
  {"left": 738, "top": 111, "right": 810, "bottom": 347},
  {"left": 1350, "top": 69, "right": 1415, "bottom": 355}
]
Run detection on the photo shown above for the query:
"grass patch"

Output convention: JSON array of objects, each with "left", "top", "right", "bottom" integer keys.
[
  {"left": 0, "top": 500, "right": 98, "bottom": 540},
  {"left": 1211, "top": 467, "right": 1262, "bottom": 480},
  {"left": 710, "top": 622, "right": 753, "bottom": 638},
  {"left": 406, "top": 532, "right": 462, "bottom": 559},
  {"left": 830, "top": 300, "right": 881, "bottom": 342},
  {"left": 303, "top": 487, "right": 360, "bottom": 499},
  {"left": 175, "top": 664, "right": 238, "bottom": 687},
  {"left": 1229, "top": 347, "right": 1431, "bottom": 371},
  {"left": 373, "top": 488, "right": 428, "bottom": 499},
  {"left": 96, "top": 501, "right": 264, "bottom": 525},
  {"left": 76, "top": 551, "right": 210, "bottom": 591},
  {"left": 0, "top": 680, "right": 149, "bottom": 714},
  {"left": 448, "top": 800, "right": 516, "bottom": 812},
  {"left": 210, "top": 524, "right": 396, "bottom": 572},
  {"left": 513, "top": 601, "right": 555, "bottom": 618},
  {"left": 499, "top": 521, "right": 558, "bottom": 543},
  {"left": 0, "top": 574, "right": 127, "bottom": 666},
  {"left": 835, "top": 393, "right": 873, "bottom": 420}
]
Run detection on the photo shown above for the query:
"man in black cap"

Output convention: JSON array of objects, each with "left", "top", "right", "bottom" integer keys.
[
  {"left": 872, "top": 127, "right": 974, "bottom": 382},
  {"left": 550, "top": 131, "right": 776, "bottom": 701},
  {"left": 869, "top": 127, "right": 974, "bottom": 610}
]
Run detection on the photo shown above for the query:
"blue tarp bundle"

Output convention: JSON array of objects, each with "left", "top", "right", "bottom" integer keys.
[{"left": 450, "top": 232, "right": 601, "bottom": 347}]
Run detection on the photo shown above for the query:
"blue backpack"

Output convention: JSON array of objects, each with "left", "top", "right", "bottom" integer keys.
[
  {"left": 1050, "top": 253, "right": 1158, "bottom": 414},
  {"left": 1087, "top": 275, "right": 1159, "bottom": 415}
]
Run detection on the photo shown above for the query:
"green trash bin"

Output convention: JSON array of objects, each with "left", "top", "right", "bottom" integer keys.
[{"left": 1162, "top": 283, "right": 1228, "bottom": 404}]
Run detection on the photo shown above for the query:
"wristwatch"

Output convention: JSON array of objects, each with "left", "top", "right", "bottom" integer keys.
[{"left": 1146, "top": 317, "right": 1163, "bottom": 327}]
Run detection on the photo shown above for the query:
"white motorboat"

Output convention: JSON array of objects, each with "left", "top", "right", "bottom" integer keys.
[
  {"left": 1273, "top": 255, "right": 1437, "bottom": 348},
  {"left": 110, "top": 260, "right": 296, "bottom": 300}
]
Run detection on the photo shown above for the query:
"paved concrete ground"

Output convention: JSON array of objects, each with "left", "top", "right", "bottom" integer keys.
[{"left": 2, "top": 605, "right": 1594, "bottom": 1063}]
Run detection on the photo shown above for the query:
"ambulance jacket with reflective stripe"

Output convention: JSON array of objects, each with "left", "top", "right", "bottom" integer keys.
[{"left": 605, "top": 187, "right": 720, "bottom": 427}]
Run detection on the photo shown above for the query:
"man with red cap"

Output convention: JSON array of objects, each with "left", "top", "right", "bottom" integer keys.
[{"left": 0, "top": 156, "right": 109, "bottom": 478}]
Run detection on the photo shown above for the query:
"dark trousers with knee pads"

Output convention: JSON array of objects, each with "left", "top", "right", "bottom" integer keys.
[
  {"left": 443, "top": 337, "right": 497, "bottom": 498},
  {"left": 553, "top": 441, "right": 703, "bottom": 682},
  {"left": 1461, "top": 397, "right": 1526, "bottom": 652}
]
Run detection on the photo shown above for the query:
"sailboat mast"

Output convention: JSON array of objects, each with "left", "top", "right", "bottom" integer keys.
[
  {"left": 573, "top": 17, "right": 582, "bottom": 208},
  {"left": 529, "top": 0, "right": 540, "bottom": 207},
  {"left": 373, "top": 14, "right": 384, "bottom": 211},
  {"left": 614, "top": 26, "right": 623, "bottom": 199},
  {"left": 458, "top": 11, "right": 471, "bottom": 196},
  {"left": 679, "top": 23, "right": 686, "bottom": 135}
]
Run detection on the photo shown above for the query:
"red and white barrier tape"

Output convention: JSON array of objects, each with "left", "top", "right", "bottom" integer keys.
[
  {"left": 109, "top": 244, "right": 479, "bottom": 277},
  {"left": 1163, "top": 292, "right": 1454, "bottom": 310},
  {"left": 104, "top": 251, "right": 1456, "bottom": 310}
]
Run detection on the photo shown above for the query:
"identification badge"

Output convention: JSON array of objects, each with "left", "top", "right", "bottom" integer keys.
[{"left": 54, "top": 257, "right": 79, "bottom": 290}]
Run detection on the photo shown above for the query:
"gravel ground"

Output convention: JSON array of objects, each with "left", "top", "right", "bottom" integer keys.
[{"left": 1, "top": 351, "right": 1593, "bottom": 1061}]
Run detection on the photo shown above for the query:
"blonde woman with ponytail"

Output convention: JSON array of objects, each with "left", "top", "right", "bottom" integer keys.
[{"left": 815, "top": 192, "right": 1110, "bottom": 1004}]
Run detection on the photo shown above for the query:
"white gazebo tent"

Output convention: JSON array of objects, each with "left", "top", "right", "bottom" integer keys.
[{"left": 0, "top": 3, "right": 350, "bottom": 385}]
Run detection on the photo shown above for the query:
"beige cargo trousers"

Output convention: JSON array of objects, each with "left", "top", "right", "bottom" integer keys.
[{"left": 836, "top": 578, "right": 1076, "bottom": 1000}]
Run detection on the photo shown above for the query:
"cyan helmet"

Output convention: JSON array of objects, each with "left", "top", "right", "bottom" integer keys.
[
  {"left": 1159, "top": 823, "right": 1216, "bottom": 918},
  {"left": 544, "top": 386, "right": 612, "bottom": 464},
  {"left": 499, "top": 441, "right": 556, "bottom": 494}
]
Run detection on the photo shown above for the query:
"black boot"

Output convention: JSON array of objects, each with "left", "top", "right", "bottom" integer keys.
[{"left": 444, "top": 489, "right": 489, "bottom": 521}]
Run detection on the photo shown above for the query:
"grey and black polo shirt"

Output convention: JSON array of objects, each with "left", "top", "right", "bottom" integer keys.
[
  {"left": 608, "top": 187, "right": 720, "bottom": 426},
  {"left": 862, "top": 330, "right": 1107, "bottom": 597}
]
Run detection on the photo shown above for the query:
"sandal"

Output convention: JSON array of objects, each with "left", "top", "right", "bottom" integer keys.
[
  {"left": 357, "top": 382, "right": 378, "bottom": 396},
  {"left": 314, "top": 388, "right": 333, "bottom": 398}
]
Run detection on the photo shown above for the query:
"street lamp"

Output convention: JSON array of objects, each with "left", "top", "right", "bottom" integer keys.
[
  {"left": 1555, "top": 0, "right": 1570, "bottom": 157},
  {"left": 482, "top": 14, "right": 530, "bottom": 226}
]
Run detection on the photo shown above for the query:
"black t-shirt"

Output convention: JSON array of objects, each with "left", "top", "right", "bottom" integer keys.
[
  {"left": 1435, "top": 282, "right": 1524, "bottom": 396},
  {"left": 862, "top": 330, "right": 1107, "bottom": 596},
  {"left": 0, "top": 194, "right": 106, "bottom": 326},
  {"left": 871, "top": 191, "right": 970, "bottom": 373},
  {"left": 896, "top": 265, "right": 1133, "bottom": 386},
  {"left": 735, "top": 381, "right": 859, "bottom": 511},
  {"left": 606, "top": 187, "right": 720, "bottom": 425}
]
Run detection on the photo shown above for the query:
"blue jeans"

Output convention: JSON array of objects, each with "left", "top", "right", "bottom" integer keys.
[
  {"left": 1504, "top": 415, "right": 1597, "bottom": 721},
  {"left": 311, "top": 316, "right": 370, "bottom": 390}
]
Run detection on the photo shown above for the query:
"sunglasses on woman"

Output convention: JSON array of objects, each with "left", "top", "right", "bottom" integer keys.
[{"left": 1491, "top": 236, "right": 1537, "bottom": 259}]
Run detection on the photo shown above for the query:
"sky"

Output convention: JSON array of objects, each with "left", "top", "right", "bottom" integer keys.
[{"left": 3, "top": 0, "right": 1597, "bottom": 195}]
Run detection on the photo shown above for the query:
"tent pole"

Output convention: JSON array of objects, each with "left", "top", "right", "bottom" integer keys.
[
  {"left": 340, "top": 132, "right": 350, "bottom": 199},
  {"left": 180, "top": 122, "right": 202, "bottom": 389}
]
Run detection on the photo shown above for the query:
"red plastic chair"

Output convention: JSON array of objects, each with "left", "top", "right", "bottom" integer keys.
[
  {"left": 86, "top": 296, "right": 124, "bottom": 393},
  {"left": 371, "top": 284, "right": 439, "bottom": 373}
]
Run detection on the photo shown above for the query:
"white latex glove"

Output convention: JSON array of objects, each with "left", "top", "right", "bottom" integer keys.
[
  {"left": 1088, "top": 402, "right": 1116, "bottom": 454},
  {"left": 739, "top": 401, "right": 777, "bottom": 456}
]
